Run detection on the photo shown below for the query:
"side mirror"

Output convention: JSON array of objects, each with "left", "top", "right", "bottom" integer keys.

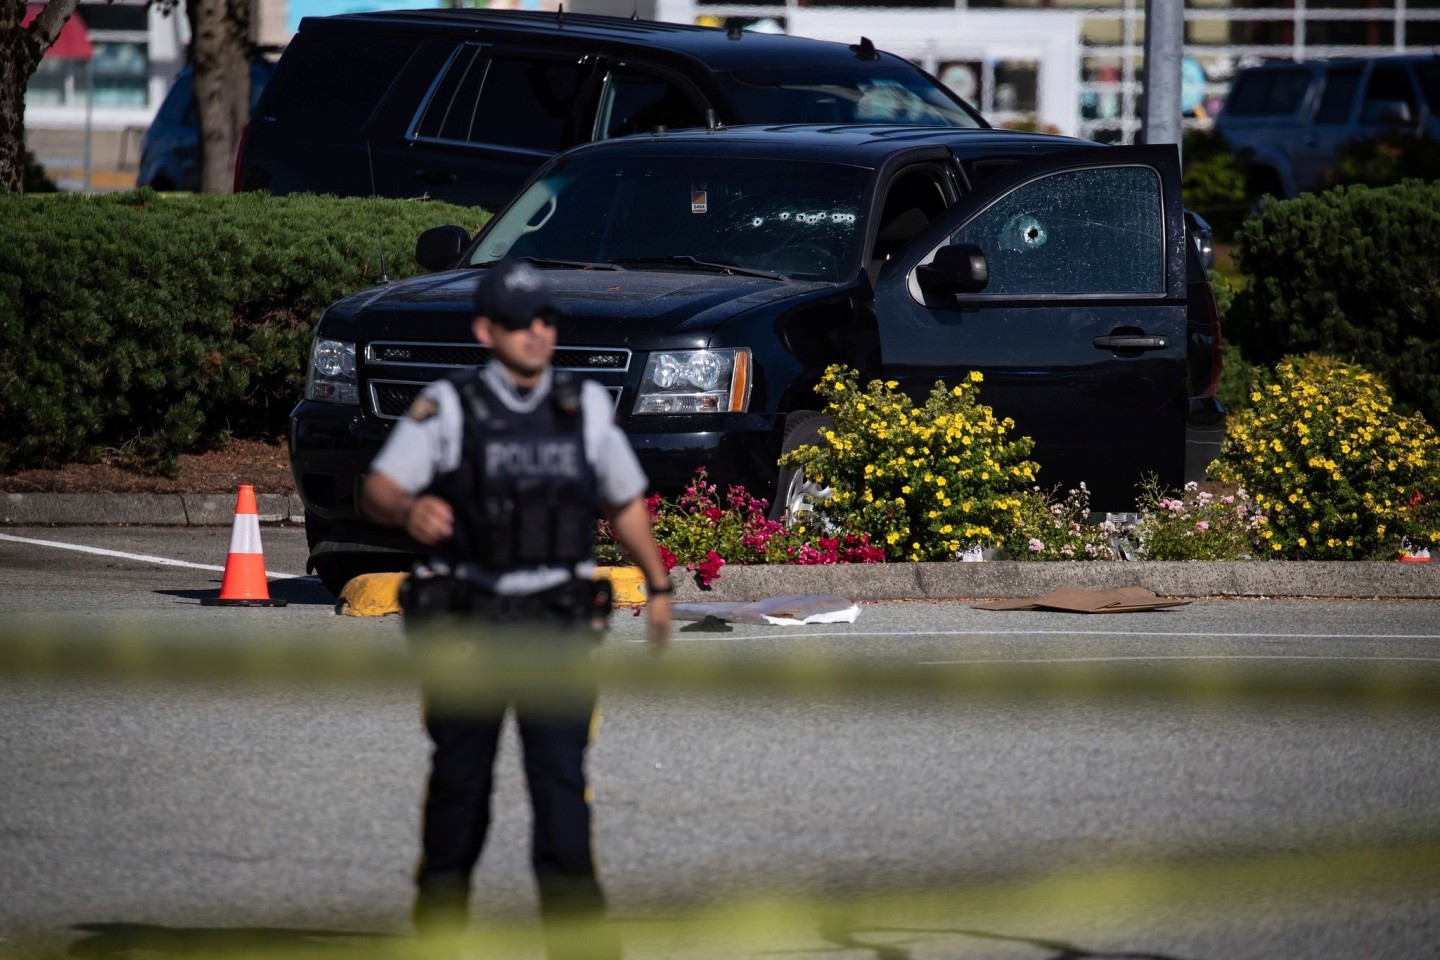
[
  {"left": 916, "top": 243, "right": 989, "bottom": 297},
  {"left": 415, "top": 225, "right": 471, "bottom": 272},
  {"left": 1186, "top": 209, "right": 1214, "bottom": 270}
]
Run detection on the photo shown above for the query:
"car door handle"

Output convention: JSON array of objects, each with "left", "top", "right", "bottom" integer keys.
[
  {"left": 414, "top": 169, "right": 457, "bottom": 186},
  {"left": 1093, "top": 335, "right": 1169, "bottom": 350}
]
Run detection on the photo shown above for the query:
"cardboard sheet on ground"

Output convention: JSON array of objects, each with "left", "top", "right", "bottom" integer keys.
[
  {"left": 672, "top": 595, "right": 861, "bottom": 625},
  {"left": 972, "top": 586, "right": 1190, "bottom": 613}
]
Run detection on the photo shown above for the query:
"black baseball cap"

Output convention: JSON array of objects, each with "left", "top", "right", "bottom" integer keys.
[{"left": 473, "top": 259, "right": 564, "bottom": 330}]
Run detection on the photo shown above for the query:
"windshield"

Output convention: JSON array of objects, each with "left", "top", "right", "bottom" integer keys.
[
  {"left": 470, "top": 153, "right": 871, "bottom": 282},
  {"left": 721, "top": 66, "right": 982, "bottom": 127}
]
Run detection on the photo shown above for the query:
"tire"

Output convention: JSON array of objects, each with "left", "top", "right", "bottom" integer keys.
[
  {"left": 768, "top": 411, "right": 836, "bottom": 523},
  {"left": 311, "top": 552, "right": 412, "bottom": 597},
  {"left": 304, "top": 508, "right": 412, "bottom": 596}
]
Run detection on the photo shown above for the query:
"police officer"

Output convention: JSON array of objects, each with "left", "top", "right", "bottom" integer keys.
[{"left": 360, "top": 259, "right": 672, "bottom": 952}]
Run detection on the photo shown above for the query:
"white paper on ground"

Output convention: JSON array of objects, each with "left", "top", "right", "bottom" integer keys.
[
  {"left": 671, "top": 594, "right": 861, "bottom": 625},
  {"left": 760, "top": 604, "right": 862, "bottom": 625}
]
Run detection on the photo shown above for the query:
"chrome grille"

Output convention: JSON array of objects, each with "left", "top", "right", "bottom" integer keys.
[
  {"left": 366, "top": 341, "right": 632, "bottom": 371},
  {"left": 364, "top": 341, "right": 632, "bottom": 420},
  {"left": 370, "top": 379, "right": 624, "bottom": 420}
]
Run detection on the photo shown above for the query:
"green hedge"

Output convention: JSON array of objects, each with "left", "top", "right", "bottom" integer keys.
[
  {"left": 0, "top": 190, "right": 483, "bottom": 474},
  {"left": 1229, "top": 180, "right": 1440, "bottom": 424}
]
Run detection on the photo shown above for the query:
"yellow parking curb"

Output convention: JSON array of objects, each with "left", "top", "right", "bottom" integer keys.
[
  {"left": 597, "top": 565, "right": 646, "bottom": 605},
  {"left": 336, "top": 571, "right": 407, "bottom": 617},
  {"left": 335, "top": 567, "right": 649, "bottom": 617}
]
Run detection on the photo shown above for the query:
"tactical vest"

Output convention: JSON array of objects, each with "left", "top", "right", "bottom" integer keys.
[{"left": 425, "top": 369, "right": 600, "bottom": 573}]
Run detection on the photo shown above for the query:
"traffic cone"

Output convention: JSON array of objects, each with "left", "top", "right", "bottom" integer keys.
[{"left": 202, "top": 484, "right": 288, "bottom": 607}]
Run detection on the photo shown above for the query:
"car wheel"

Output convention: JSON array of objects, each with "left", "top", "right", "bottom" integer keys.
[
  {"left": 768, "top": 411, "right": 836, "bottom": 523},
  {"left": 310, "top": 552, "right": 412, "bottom": 597},
  {"left": 304, "top": 509, "right": 413, "bottom": 596}
]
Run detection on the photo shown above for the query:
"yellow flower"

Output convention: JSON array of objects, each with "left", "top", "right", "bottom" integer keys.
[{"left": 969, "top": 371, "right": 984, "bottom": 383}]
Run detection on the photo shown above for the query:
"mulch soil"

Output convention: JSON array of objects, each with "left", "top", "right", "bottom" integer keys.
[{"left": 0, "top": 439, "right": 295, "bottom": 495}]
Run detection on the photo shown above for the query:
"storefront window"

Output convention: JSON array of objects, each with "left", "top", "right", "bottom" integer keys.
[{"left": 91, "top": 41, "right": 148, "bottom": 108}]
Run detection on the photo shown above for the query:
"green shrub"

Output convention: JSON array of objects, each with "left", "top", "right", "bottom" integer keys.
[
  {"left": 779, "top": 366, "right": 1039, "bottom": 561},
  {"left": 1208, "top": 355, "right": 1440, "bottom": 559},
  {"left": 0, "top": 190, "right": 484, "bottom": 474},
  {"left": 1182, "top": 129, "right": 1251, "bottom": 240},
  {"left": 1325, "top": 132, "right": 1440, "bottom": 191},
  {"left": 1229, "top": 180, "right": 1440, "bottom": 425}
]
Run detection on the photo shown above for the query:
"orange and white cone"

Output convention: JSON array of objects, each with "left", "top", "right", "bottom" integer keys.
[{"left": 202, "top": 484, "right": 288, "bottom": 607}]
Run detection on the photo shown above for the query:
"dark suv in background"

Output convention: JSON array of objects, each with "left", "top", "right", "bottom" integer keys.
[
  {"left": 291, "top": 124, "right": 1224, "bottom": 592},
  {"left": 237, "top": 8, "right": 985, "bottom": 210},
  {"left": 1215, "top": 53, "right": 1439, "bottom": 200},
  {"left": 137, "top": 57, "right": 275, "bottom": 192}
]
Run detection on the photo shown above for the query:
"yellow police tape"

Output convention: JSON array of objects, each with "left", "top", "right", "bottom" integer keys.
[
  {"left": 2, "top": 622, "right": 1439, "bottom": 710},
  {"left": 2, "top": 835, "right": 1436, "bottom": 959},
  {"left": 335, "top": 567, "right": 648, "bottom": 616}
]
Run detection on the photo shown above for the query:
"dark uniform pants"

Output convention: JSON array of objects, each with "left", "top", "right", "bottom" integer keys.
[
  {"left": 415, "top": 678, "right": 604, "bottom": 921},
  {"left": 404, "top": 577, "right": 617, "bottom": 958}
]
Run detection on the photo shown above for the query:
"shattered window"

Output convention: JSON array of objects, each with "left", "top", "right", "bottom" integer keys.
[
  {"left": 476, "top": 154, "right": 869, "bottom": 281},
  {"left": 948, "top": 166, "right": 1163, "bottom": 296}
]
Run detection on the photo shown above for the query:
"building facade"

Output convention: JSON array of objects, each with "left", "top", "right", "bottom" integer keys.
[{"left": 23, "top": 0, "right": 1440, "bottom": 189}]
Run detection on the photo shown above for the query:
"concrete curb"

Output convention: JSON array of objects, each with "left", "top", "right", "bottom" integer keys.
[
  {"left": 2, "top": 494, "right": 1437, "bottom": 600},
  {"left": 0, "top": 493, "right": 305, "bottom": 526},
  {"left": 669, "top": 560, "right": 1440, "bottom": 601}
]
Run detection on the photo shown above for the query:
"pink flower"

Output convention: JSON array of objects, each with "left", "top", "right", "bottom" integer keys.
[
  {"left": 1028, "top": 538, "right": 1044, "bottom": 553},
  {"left": 657, "top": 544, "right": 678, "bottom": 572},
  {"left": 691, "top": 550, "right": 726, "bottom": 586},
  {"left": 1195, "top": 521, "right": 1210, "bottom": 532}
]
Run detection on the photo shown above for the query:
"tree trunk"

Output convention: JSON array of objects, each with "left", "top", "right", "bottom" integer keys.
[
  {"left": 185, "top": 0, "right": 251, "bottom": 194},
  {"left": 0, "top": 0, "right": 80, "bottom": 193}
]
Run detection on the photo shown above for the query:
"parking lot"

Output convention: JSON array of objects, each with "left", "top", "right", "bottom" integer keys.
[{"left": 3, "top": 527, "right": 1440, "bottom": 958}]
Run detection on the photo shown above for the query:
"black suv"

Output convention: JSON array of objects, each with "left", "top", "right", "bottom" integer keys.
[
  {"left": 237, "top": 8, "right": 984, "bottom": 210},
  {"left": 291, "top": 124, "right": 1224, "bottom": 593}
]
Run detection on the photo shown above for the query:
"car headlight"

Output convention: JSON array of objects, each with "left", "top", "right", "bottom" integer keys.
[
  {"left": 305, "top": 337, "right": 358, "bottom": 405},
  {"left": 634, "top": 348, "right": 752, "bottom": 415}
]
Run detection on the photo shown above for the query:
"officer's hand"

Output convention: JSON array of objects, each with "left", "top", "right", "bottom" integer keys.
[
  {"left": 405, "top": 495, "right": 454, "bottom": 545},
  {"left": 646, "top": 593, "right": 672, "bottom": 655}
]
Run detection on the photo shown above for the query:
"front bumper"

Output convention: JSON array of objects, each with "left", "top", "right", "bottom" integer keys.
[{"left": 290, "top": 400, "right": 783, "bottom": 552}]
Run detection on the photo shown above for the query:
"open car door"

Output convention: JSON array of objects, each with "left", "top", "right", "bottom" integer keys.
[{"left": 873, "top": 144, "right": 1187, "bottom": 513}]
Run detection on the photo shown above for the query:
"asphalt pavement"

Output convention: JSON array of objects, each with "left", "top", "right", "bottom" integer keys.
[{"left": 3, "top": 492, "right": 1438, "bottom": 601}]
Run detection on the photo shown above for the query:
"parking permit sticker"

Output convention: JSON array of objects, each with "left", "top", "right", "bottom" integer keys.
[{"left": 691, "top": 188, "right": 708, "bottom": 214}]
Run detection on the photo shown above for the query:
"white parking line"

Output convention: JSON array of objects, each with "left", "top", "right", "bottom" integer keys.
[
  {"left": 639, "top": 628, "right": 1440, "bottom": 646},
  {"left": 0, "top": 533, "right": 307, "bottom": 580}
]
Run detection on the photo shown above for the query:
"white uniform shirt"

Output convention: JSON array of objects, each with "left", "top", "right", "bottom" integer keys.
[{"left": 370, "top": 361, "right": 647, "bottom": 592}]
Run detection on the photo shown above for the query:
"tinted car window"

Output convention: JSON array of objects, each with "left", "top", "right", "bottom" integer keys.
[
  {"left": 596, "top": 69, "right": 706, "bottom": 139},
  {"left": 723, "top": 67, "right": 980, "bottom": 126},
  {"left": 414, "top": 44, "right": 486, "bottom": 142},
  {"left": 1315, "top": 66, "right": 1362, "bottom": 125},
  {"left": 1419, "top": 62, "right": 1440, "bottom": 110},
  {"left": 948, "top": 166, "right": 1162, "bottom": 296},
  {"left": 474, "top": 55, "right": 587, "bottom": 152},
  {"left": 472, "top": 153, "right": 870, "bottom": 281},
  {"left": 261, "top": 32, "right": 419, "bottom": 131},
  {"left": 1361, "top": 64, "right": 1418, "bottom": 122},
  {"left": 416, "top": 47, "right": 586, "bottom": 151},
  {"left": 1224, "top": 68, "right": 1312, "bottom": 117}
]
